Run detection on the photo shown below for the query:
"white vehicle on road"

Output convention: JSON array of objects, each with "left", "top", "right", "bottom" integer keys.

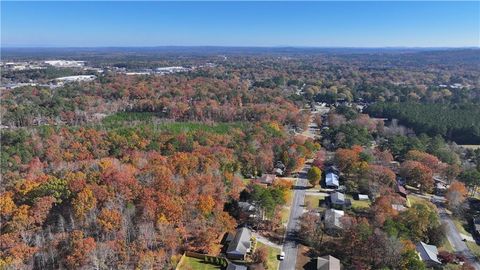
[{"left": 279, "top": 251, "right": 285, "bottom": 260}]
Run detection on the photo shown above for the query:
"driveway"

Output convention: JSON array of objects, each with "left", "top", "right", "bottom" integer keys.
[{"left": 253, "top": 232, "right": 282, "bottom": 250}]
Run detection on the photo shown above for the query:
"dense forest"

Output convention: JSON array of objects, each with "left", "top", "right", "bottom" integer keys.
[{"left": 366, "top": 103, "right": 480, "bottom": 144}]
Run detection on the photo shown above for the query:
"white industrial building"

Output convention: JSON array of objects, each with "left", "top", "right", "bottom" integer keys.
[
  {"left": 45, "top": 60, "right": 85, "bottom": 68},
  {"left": 54, "top": 75, "right": 96, "bottom": 82}
]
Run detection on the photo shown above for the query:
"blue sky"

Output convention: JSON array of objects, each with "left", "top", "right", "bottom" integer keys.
[{"left": 2, "top": 1, "right": 479, "bottom": 47}]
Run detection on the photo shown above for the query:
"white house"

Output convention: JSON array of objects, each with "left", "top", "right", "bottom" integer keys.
[{"left": 325, "top": 172, "right": 339, "bottom": 188}]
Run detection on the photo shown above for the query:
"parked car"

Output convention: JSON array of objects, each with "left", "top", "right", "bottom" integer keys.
[{"left": 279, "top": 251, "right": 285, "bottom": 260}]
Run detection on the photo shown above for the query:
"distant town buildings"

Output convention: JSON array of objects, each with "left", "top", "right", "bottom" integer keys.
[
  {"left": 2, "top": 62, "right": 45, "bottom": 71},
  {"left": 54, "top": 75, "right": 97, "bottom": 83},
  {"left": 44, "top": 60, "right": 85, "bottom": 68}
]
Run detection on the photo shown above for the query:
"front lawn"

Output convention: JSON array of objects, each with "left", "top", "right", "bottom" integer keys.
[
  {"left": 439, "top": 238, "right": 454, "bottom": 252},
  {"left": 304, "top": 194, "right": 325, "bottom": 209},
  {"left": 280, "top": 190, "right": 295, "bottom": 223},
  {"left": 257, "top": 242, "right": 281, "bottom": 270},
  {"left": 466, "top": 241, "right": 480, "bottom": 258}
]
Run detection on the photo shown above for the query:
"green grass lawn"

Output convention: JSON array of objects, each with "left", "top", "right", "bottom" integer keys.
[
  {"left": 304, "top": 194, "right": 325, "bottom": 209},
  {"left": 406, "top": 195, "right": 429, "bottom": 207},
  {"left": 346, "top": 195, "right": 371, "bottom": 210},
  {"left": 257, "top": 242, "right": 280, "bottom": 270},
  {"left": 176, "top": 256, "right": 222, "bottom": 270},
  {"left": 440, "top": 238, "right": 454, "bottom": 252},
  {"left": 451, "top": 218, "right": 480, "bottom": 257},
  {"left": 280, "top": 190, "right": 295, "bottom": 223},
  {"left": 281, "top": 207, "right": 290, "bottom": 224},
  {"left": 466, "top": 241, "right": 480, "bottom": 258}
]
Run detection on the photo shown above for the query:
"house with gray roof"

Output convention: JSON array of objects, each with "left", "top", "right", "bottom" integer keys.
[
  {"left": 226, "top": 227, "right": 252, "bottom": 260},
  {"left": 317, "top": 255, "right": 341, "bottom": 270},
  {"left": 325, "top": 173, "right": 339, "bottom": 188},
  {"left": 329, "top": 192, "right": 351, "bottom": 209},
  {"left": 324, "top": 209, "right": 345, "bottom": 234},
  {"left": 226, "top": 262, "right": 248, "bottom": 270},
  {"left": 416, "top": 241, "right": 442, "bottom": 267}
]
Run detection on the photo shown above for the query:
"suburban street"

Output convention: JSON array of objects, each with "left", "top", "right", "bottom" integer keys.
[
  {"left": 438, "top": 205, "right": 480, "bottom": 269},
  {"left": 279, "top": 167, "right": 309, "bottom": 270},
  {"left": 280, "top": 106, "right": 328, "bottom": 270}
]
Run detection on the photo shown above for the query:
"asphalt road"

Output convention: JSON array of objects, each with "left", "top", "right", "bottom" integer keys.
[
  {"left": 279, "top": 166, "right": 310, "bottom": 270},
  {"left": 439, "top": 207, "right": 480, "bottom": 269},
  {"left": 279, "top": 106, "right": 327, "bottom": 270}
]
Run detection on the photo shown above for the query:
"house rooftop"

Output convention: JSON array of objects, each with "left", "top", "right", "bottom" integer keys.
[
  {"left": 324, "top": 209, "right": 345, "bottom": 230},
  {"left": 330, "top": 192, "right": 345, "bottom": 205},
  {"left": 325, "top": 172, "right": 339, "bottom": 187},
  {"left": 226, "top": 262, "right": 248, "bottom": 270},
  {"left": 258, "top": 174, "right": 276, "bottom": 185},
  {"left": 226, "top": 227, "right": 252, "bottom": 257},
  {"left": 416, "top": 241, "right": 441, "bottom": 265},
  {"left": 317, "top": 255, "right": 341, "bottom": 270}
]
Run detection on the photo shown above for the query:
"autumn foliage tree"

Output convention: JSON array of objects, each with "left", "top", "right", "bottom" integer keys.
[
  {"left": 307, "top": 166, "right": 322, "bottom": 186},
  {"left": 446, "top": 181, "right": 468, "bottom": 214},
  {"left": 252, "top": 246, "right": 269, "bottom": 268},
  {"left": 65, "top": 230, "right": 96, "bottom": 268},
  {"left": 400, "top": 160, "right": 434, "bottom": 193}
]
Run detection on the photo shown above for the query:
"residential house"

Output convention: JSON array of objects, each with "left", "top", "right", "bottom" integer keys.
[
  {"left": 329, "top": 192, "right": 351, "bottom": 209},
  {"left": 238, "top": 201, "right": 257, "bottom": 218},
  {"left": 324, "top": 209, "right": 345, "bottom": 234},
  {"left": 416, "top": 241, "right": 442, "bottom": 267},
  {"left": 317, "top": 255, "right": 341, "bottom": 270},
  {"left": 226, "top": 227, "right": 252, "bottom": 260},
  {"left": 258, "top": 174, "right": 276, "bottom": 186},
  {"left": 473, "top": 217, "right": 480, "bottom": 236},
  {"left": 434, "top": 176, "right": 449, "bottom": 195},
  {"left": 325, "top": 172, "right": 340, "bottom": 189},
  {"left": 326, "top": 165, "right": 340, "bottom": 174},
  {"left": 226, "top": 262, "right": 248, "bottom": 270},
  {"left": 273, "top": 168, "right": 284, "bottom": 176},
  {"left": 396, "top": 183, "right": 408, "bottom": 198}
]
